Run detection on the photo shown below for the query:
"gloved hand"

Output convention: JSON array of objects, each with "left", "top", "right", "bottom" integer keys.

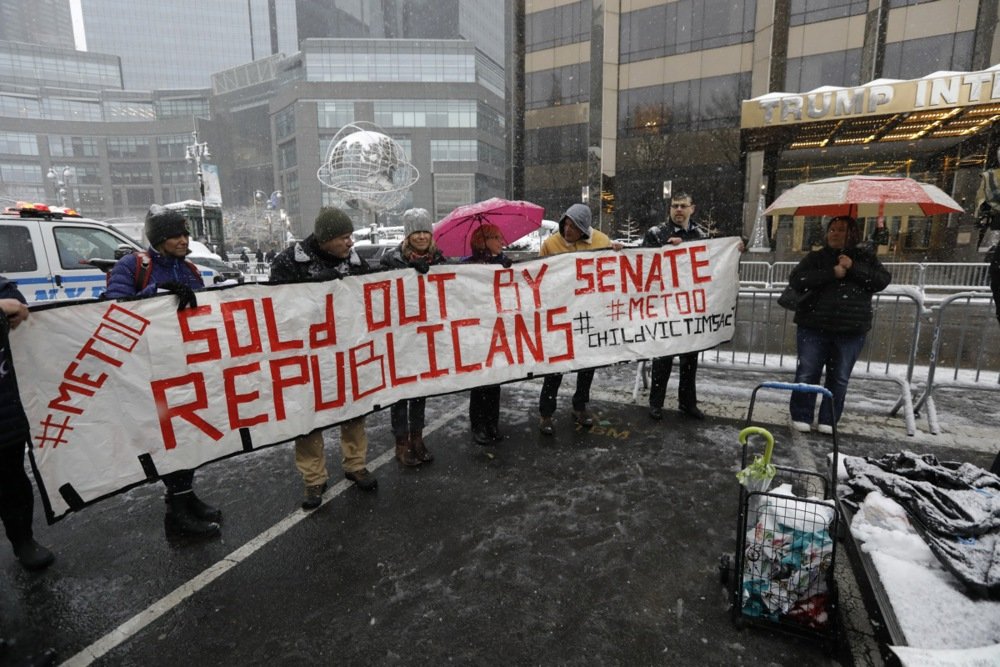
[
  {"left": 313, "top": 268, "right": 344, "bottom": 282},
  {"left": 499, "top": 255, "right": 513, "bottom": 269},
  {"left": 412, "top": 258, "right": 430, "bottom": 274},
  {"left": 158, "top": 281, "right": 198, "bottom": 310}
]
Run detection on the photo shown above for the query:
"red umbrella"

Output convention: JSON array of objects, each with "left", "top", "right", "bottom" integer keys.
[
  {"left": 764, "top": 175, "right": 964, "bottom": 218},
  {"left": 433, "top": 198, "right": 544, "bottom": 257}
]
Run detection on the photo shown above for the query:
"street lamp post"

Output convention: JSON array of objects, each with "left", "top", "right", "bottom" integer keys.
[
  {"left": 265, "top": 190, "right": 282, "bottom": 249},
  {"left": 47, "top": 166, "right": 74, "bottom": 208},
  {"left": 185, "top": 131, "right": 211, "bottom": 242}
]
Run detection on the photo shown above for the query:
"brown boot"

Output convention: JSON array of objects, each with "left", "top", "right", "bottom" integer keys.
[
  {"left": 394, "top": 434, "right": 421, "bottom": 467},
  {"left": 409, "top": 431, "right": 434, "bottom": 463}
]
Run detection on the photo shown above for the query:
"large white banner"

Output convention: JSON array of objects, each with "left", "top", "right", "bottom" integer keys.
[{"left": 14, "top": 240, "right": 740, "bottom": 521}]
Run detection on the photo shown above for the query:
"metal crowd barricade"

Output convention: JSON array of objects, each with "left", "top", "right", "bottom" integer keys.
[
  {"left": 919, "top": 263, "right": 990, "bottom": 291},
  {"left": 633, "top": 287, "right": 925, "bottom": 435},
  {"left": 913, "top": 291, "right": 1000, "bottom": 435}
]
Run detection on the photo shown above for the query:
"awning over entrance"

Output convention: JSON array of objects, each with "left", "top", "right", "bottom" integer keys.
[{"left": 741, "top": 65, "right": 1000, "bottom": 154}]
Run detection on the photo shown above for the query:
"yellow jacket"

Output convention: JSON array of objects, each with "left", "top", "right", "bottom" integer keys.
[{"left": 539, "top": 229, "right": 613, "bottom": 256}]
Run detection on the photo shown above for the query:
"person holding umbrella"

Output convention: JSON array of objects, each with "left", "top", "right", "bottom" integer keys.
[
  {"left": 537, "top": 203, "right": 617, "bottom": 435},
  {"left": 786, "top": 215, "right": 891, "bottom": 433},
  {"left": 379, "top": 208, "right": 446, "bottom": 466},
  {"left": 463, "top": 223, "right": 513, "bottom": 445}
]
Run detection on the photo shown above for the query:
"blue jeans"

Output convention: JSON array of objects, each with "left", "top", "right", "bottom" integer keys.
[{"left": 789, "top": 327, "right": 866, "bottom": 427}]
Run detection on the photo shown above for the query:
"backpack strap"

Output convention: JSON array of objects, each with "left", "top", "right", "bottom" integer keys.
[{"left": 134, "top": 252, "right": 154, "bottom": 290}]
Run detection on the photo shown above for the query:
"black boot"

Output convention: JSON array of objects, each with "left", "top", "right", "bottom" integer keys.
[
  {"left": 11, "top": 539, "right": 55, "bottom": 571},
  {"left": 165, "top": 493, "right": 220, "bottom": 536},
  {"left": 187, "top": 492, "right": 222, "bottom": 522}
]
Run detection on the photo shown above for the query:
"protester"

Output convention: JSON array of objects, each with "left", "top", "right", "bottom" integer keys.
[
  {"left": 786, "top": 215, "right": 891, "bottom": 434},
  {"left": 269, "top": 207, "right": 378, "bottom": 509},
  {"left": 0, "top": 278, "right": 55, "bottom": 570},
  {"left": 463, "top": 223, "right": 512, "bottom": 445},
  {"left": 104, "top": 206, "right": 222, "bottom": 536},
  {"left": 239, "top": 249, "right": 250, "bottom": 264},
  {"left": 379, "top": 208, "right": 446, "bottom": 465},
  {"left": 988, "top": 245, "right": 1000, "bottom": 474},
  {"left": 642, "top": 192, "right": 742, "bottom": 421},
  {"left": 537, "top": 204, "right": 618, "bottom": 434},
  {"left": 255, "top": 247, "right": 264, "bottom": 264}
]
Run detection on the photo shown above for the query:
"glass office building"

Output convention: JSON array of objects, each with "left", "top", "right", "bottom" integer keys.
[{"left": 523, "top": 0, "right": 1000, "bottom": 260}]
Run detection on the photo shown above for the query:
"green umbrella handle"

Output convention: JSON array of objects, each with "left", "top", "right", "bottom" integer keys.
[{"left": 738, "top": 426, "right": 774, "bottom": 466}]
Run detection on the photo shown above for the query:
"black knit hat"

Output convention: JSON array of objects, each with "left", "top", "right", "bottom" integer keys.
[
  {"left": 145, "top": 205, "right": 190, "bottom": 247},
  {"left": 314, "top": 207, "right": 355, "bottom": 242}
]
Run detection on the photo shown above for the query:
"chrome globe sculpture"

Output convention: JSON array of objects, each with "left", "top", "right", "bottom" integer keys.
[{"left": 317, "top": 122, "right": 418, "bottom": 212}]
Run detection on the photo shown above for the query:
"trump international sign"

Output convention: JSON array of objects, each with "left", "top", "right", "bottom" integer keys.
[{"left": 741, "top": 66, "right": 1000, "bottom": 128}]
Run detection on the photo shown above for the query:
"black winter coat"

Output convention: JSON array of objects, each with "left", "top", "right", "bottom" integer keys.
[
  {"left": 0, "top": 278, "right": 30, "bottom": 451},
  {"left": 269, "top": 235, "right": 373, "bottom": 283},
  {"left": 641, "top": 220, "right": 709, "bottom": 248},
  {"left": 788, "top": 245, "right": 891, "bottom": 335}
]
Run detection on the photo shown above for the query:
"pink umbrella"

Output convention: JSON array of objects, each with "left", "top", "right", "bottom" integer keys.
[
  {"left": 764, "top": 175, "right": 964, "bottom": 219},
  {"left": 433, "top": 198, "right": 544, "bottom": 257}
]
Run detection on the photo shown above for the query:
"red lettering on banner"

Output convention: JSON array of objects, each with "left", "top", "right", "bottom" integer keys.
[
  {"left": 397, "top": 275, "right": 427, "bottom": 325},
  {"left": 222, "top": 300, "right": 264, "bottom": 357},
  {"left": 644, "top": 255, "right": 665, "bottom": 292},
  {"left": 661, "top": 247, "right": 687, "bottom": 288},
  {"left": 689, "top": 245, "right": 711, "bottom": 283},
  {"left": 622, "top": 254, "right": 644, "bottom": 292},
  {"left": 514, "top": 312, "right": 543, "bottom": 363},
  {"left": 47, "top": 382, "right": 92, "bottom": 415},
  {"left": 150, "top": 372, "right": 224, "bottom": 450},
  {"left": 47, "top": 306, "right": 148, "bottom": 418},
  {"left": 521, "top": 264, "right": 547, "bottom": 308},
  {"left": 547, "top": 307, "right": 574, "bottom": 363},
  {"left": 309, "top": 294, "right": 337, "bottom": 348},
  {"left": 426, "top": 272, "right": 457, "bottom": 319},
  {"left": 596, "top": 255, "right": 617, "bottom": 293},
  {"left": 179, "top": 306, "right": 220, "bottom": 364},
  {"left": 270, "top": 356, "right": 309, "bottom": 420},
  {"left": 451, "top": 319, "right": 482, "bottom": 373},
  {"left": 364, "top": 280, "right": 392, "bottom": 332},
  {"left": 311, "top": 352, "right": 346, "bottom": 410},
  {"left": 63, "top": 361, "right": 106, "bottom": 389},
  {"left": 103, "top": 303, "right": 150, "bottom": 337},
  {"left": 629, "top": 297, "right": 649, "bottom": 320},
  {"left": 416, "top": 324, "right": 449, "bottom": 380},
  {"left": 75, "top": 336, "right": 123, "bottom": 366},
  {"left": 349, "top": 341, "right": 387, "bottom": 399},
  {"left": 575, "top": 259, "right": 595, "bottom": 295},
  {"left": 385, "top": 332, "right": 417, "bottom": 387},
  {"left": 223, "top": 362, "right": 268, "bottom": 429},
  {"left": 493, "top": 269, "right": 522, "bottom": 313},
  {"left": 262, "top": 297, "right": 304, "bottom": 352},
  {"left": 485, "top": 318, "right": 514, "bottom": 366}
]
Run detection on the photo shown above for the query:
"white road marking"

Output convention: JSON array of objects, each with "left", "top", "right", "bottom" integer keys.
[{"left": 59, "top": 406, "right": 467, "bottom": 666}]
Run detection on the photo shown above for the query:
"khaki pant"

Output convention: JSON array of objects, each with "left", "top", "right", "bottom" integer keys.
[{"left": 293, "top": 416, "right": 368, "bottom": 486}]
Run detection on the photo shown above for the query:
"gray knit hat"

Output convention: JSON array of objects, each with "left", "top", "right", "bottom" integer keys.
[
  {"left": 145, "top": 205, "right": 189, "bottom": 248},
  {"left": 314, "top": 207, "right": 355, "bottom": 242},
  {"left": 402, "top": 208, "right": 433, "bottom": 237},
  {"left": 561, "top": 203, "right": 592, "bottom": 241}
]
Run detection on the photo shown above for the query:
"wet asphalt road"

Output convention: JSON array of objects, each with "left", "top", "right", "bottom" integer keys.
[{"left": 1, "top": 365, "right": 994, "bottom": 666}]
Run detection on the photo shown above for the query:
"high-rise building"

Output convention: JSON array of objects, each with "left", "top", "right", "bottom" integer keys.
[
  {"left": 523, "top": 0, "right": 1000, "bottom": 260},
  {"left": 77, "top": 0, "right": 297, "bottom": 90},
  {"left": 0, "top": 0, "right": 75, "bottom": 48}
]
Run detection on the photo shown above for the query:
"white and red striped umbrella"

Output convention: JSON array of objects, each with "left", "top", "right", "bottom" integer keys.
[{"left": 764, "top": 175, "right": 963, "bottom": 218}]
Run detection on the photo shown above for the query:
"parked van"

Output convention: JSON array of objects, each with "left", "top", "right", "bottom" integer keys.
[{"left": 0, "top": 202, "right": 219, "bottom": 306}]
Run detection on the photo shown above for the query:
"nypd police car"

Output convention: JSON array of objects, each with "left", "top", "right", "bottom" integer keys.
[{"left": 0, "top": 202, "right": 219, "bottom": 306}]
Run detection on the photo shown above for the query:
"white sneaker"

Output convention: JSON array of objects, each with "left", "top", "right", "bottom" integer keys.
[
  {"left": 817, "top": 424, "right": 833, "bottom": 435},
  {"left": 791, "top": 421, "right": 812, "bottom": 433}
]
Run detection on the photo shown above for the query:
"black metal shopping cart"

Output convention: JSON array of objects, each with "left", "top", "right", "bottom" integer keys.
[{"left": 720, "top": 382, "right": 842, "bottom": 652}]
